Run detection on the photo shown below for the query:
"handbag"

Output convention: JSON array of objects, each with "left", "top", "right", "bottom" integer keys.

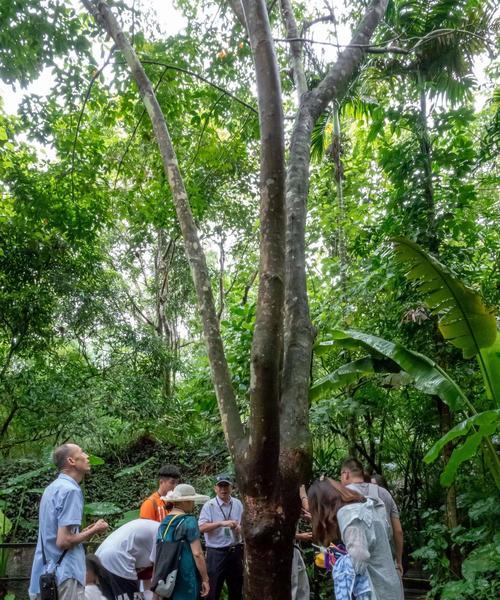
[
  {"left": 152, "top": 515, "right": 187, "bottom": 598},
  {"left": 39, "top": 536, "right": 67, "bottom": 600}
]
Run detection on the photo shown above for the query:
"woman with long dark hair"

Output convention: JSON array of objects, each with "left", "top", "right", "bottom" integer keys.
[{"left": 308, "top": 479, "right": 403, "bottom": 599}]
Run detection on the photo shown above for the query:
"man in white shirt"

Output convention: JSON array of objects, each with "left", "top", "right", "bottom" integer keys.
[
  {"left": 95, "top": 518, "right": 159, "bottom": 599},
  {"left": 198, "top": 475, "right": 243, "bottom": 600}
]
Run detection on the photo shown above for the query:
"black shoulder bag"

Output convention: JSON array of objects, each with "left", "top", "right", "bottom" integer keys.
[
  {"left": 39, "top": 536, "right": 68, "bottom": 600},
  {"left": 152, "top": 515, "right": 188, "bottom": 598}
]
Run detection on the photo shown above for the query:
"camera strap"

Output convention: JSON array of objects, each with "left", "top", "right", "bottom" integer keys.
[{"left": 40, "top": 535, "right": 68, "bottom": 571}]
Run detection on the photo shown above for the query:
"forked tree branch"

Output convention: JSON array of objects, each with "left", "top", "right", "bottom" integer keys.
[
  {"left": 310, "top": 0, "right": 389, "bottom": 117},
  {"left": 83, "top": 0, "right": 245, "bottom": 457}
]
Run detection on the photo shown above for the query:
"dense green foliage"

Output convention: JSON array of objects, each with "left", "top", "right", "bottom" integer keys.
[{"left": 0, "top": 0, "right": 499, "bottom": 598}]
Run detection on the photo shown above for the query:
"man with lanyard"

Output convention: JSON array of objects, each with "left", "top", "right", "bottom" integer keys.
[
  {"left": 139, "top": 464, "right": 180, "bottom": 522},
  {"left": 29, "top": 444, "right": 108, "bottom": 600},
  {"left": 198, "top": 475, "right": 243, "bottom": 600}
]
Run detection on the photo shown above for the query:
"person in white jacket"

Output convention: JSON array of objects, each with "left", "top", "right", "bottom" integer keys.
[{"left": 307, "top": 479, "right": 403, "bottom": 600}]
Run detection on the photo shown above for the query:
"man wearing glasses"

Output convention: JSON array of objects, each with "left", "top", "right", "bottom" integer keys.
[{"left": 198, "top": 474, "right": 244, "bottom": 600}]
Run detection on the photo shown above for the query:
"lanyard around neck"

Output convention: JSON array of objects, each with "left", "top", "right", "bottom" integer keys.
[{"left": 215, "top": 497, "right": 232, "bottom": 520}]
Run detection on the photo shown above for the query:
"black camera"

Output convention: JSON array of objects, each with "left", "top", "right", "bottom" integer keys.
[{"left": 39, "top": 572, "right": 59, "bottom": 600}]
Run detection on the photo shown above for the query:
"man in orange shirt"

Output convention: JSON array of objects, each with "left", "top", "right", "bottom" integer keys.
[{"left": 139, "top": 464, "right": 181, "bottom": 522}]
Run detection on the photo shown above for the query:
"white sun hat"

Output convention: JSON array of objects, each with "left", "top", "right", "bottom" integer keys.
[{"left": 162, "top": 483, "right": 209, "bottom": 504}]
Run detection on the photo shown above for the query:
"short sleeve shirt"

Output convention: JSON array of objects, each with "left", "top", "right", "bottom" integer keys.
[
  {"left": 140, "top": 491, "right": 167, "bottom": 522},
  {"left": 95, "top": 518, "right": 159, "bottom": 580},
  {"left": 29, "top": 474, "right": 85, "bottom": 594},
  {"left": 346, "top": 483, "right": 400, "bottom": 521},
  {"left": 198, "top": 496, "right": 243, "bottom": 548}
]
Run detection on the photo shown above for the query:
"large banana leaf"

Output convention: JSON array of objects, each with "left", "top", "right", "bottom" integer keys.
[
  {"left": 317, "top": 330, "right": 472, "bottom": 412},
  {"left": 427, "top": 410, "right": 500, "bottom": 488},
  {"left": 478, "top": 332, "right": 500, "bottom": 406},
  {"left": 392, "top": 237, "right": 499, "bottom": 404},
  {"left": 424, "top": 409, "right": 500, "bottom": 463},
  {"left": 392, "top": 237, "right": 496, "bottom": 356},
  {"left": 309, "top": 356, "right": 401, "bottom": 401},
  {"left": 319, "top": 330, "right": 499, "bottom": 487}
]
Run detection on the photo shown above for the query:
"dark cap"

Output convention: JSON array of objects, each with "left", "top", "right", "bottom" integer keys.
[{"left": 215, "top": 474, "right": 233, "bottom": 485}]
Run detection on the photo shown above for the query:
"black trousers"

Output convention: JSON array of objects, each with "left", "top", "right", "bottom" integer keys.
[
  {"left": 206, "top": 545, "right": 244, "bottom": 600},
  {"left": 99, "top": 565, "right": 142, "bottom": 600}
]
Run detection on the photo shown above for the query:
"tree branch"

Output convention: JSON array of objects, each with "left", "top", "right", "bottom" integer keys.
[
  {"left": 279, "top": 0, "right": 389, "bottom": 478},
  {"left": 279, "top": 0, "right": 307, "bottom": 100},
  {"left": 227, "top": 0, "right": 247, "bottom": 30},
  {"left": 310, "top": 0, "right": 390, "bottom": 118},
  {"left": 83, "top": 0, "right": 245, "bottom": 457},
  {"left": 114, "top": 65, "right": 169, "bottom": 188},
  {"left": 241, "top": 0, "right": 285, "bottom": 491},
  {"left": 71, "top": 47, "right": 115, "bottom": 200},
  {"left": 301, "top": 15, "right": 334, "bottom": 36},
  {"left": 138, "top": 59, "right": 258, "bottom": 114},
  {"left": 274, "top": 37, "right": 408, "bottom": 54},
  {"left": 0, "top": 401, "right": 18, "bottom": 441},
  {"left": 242, "top": 269, "right": 259, "bottom": 305}
]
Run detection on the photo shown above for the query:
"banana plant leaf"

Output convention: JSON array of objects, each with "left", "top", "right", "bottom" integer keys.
[
  {"left": 392, "top": 238, "right": 499, "bottom": 405},
  {"left": 424, "top": 409, "right": 500, "bottom": 463},
  {"left": 317, "top": 330, "right": 471, "bottom": 412},
  {"left": 309, "top": 356, "right": 401, "bottom": 401},
  {"left": 392, "top": 237, "right": 497, "bottom": 358},
  {"left": 478, "top": 332, "right": 500, "bottom": 406},
  {"left": 425, "top": 409, "right": 500, "bottom": 488},
  {"left": 442, "top": 421, "right": 500, "bottom": 488}
]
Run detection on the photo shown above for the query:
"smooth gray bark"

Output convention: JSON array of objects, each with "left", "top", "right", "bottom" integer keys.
[{"left": 280, "top": 0, "right": 307, "bottom": 101}]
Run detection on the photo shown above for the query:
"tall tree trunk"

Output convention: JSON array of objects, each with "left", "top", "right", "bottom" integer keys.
[
  {"left": 417, "top": 73, "right": 461, "bottom": 574},
  {"left": 154, "top": 229, "right": 176, "bottom": 399},
  {"left": 82, "top": 0, "right": 245, "bottom": 460},
  {"left": 331, "top": 102, "right": 347, "bottom": 293},
  {"left": 85, "top": 1, "right": 389, "bottom": 597},
  {"left": 437, "top": 397, "right": 462, "bottom": 577},
  {"left": 414, "top": 68, "right": 461, "bottom": 573},
  {"left": 237, "top": 2, "right": 290, "bottom": 597},
  {"left": 416, "top": 73, "right": 438, "bottom": 254}
]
